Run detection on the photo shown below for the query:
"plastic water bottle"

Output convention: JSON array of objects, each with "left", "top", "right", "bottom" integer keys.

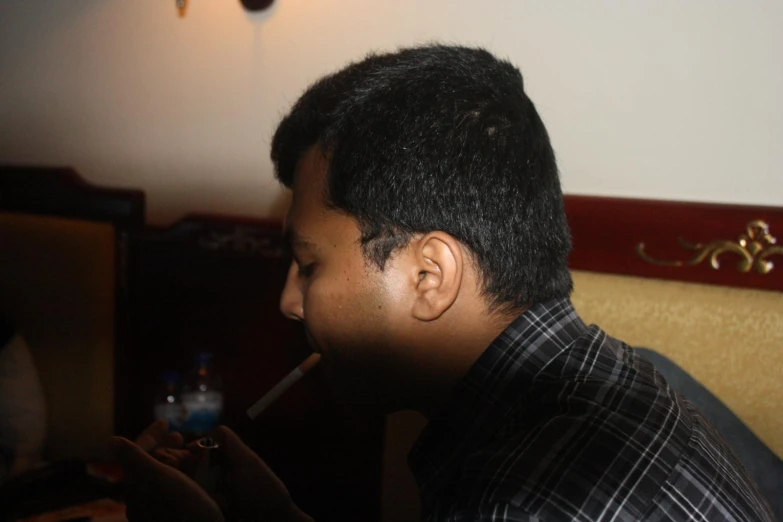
[
  {"left": 153, "top": 371, "right": 185, "bottom": 432},
  {"left": 181, "top": 352, "right": 224, "bottom": 439}
]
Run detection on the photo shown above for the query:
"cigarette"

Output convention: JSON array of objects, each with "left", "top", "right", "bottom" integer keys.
[{"left": 246, "top": 353, "right": 321, "bottom": 419}]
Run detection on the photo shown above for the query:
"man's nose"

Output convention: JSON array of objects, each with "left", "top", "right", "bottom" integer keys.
[{"left": 280, "top": 262, "right": 304, "bottom": 321}]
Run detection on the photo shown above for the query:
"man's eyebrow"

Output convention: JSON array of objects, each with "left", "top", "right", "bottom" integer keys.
[{"left": 283, "top": 228, "right": 317, "bottom": 249}]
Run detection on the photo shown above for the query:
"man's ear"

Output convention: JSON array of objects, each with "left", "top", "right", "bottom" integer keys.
[{"left": 410, "top": 232, "right": 464, "bottom": 321}]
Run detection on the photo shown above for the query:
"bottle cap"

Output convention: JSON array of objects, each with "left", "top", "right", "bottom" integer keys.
[
  {"left": 195, "top": 352, "right": 214, "bottom": 365},
  {"left": 162, "top": 370, "right": 180, "bottom": 383}
]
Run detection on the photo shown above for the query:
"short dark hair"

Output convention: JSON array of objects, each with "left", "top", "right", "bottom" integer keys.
[{"left": 271, "top": 44, "right": 572, "bottom": 311}]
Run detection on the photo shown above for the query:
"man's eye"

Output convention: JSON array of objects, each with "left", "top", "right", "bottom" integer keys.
[{"left": 297, "top": 263, "right": 316, "bottom": 278}]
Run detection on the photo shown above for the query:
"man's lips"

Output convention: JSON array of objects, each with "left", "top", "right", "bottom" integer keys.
[{"left": 304, "top": 327, "right": 320, "bottom": 354}]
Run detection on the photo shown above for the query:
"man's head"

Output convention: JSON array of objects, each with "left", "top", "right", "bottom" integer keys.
[{"left": 272, "top": 45, "right": 572, "bottom": 412}]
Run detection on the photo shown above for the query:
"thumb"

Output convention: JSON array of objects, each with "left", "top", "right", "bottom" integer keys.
[
  {"left": 209, "top": 426, "right": 256, "bottom": 464},
  {"left": 109, "top": 436, "right": 161, "bottom": 475},
  {"left": 206, "top": 427, "right": 301, "bottom": 521}
]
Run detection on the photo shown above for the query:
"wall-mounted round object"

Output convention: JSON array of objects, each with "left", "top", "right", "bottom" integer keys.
[{"left": 241, "top": 0, "right": 274, "bottom": 11}]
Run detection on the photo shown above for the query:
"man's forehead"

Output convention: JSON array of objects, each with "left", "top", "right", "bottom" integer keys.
[
  {"left": 282, "top": 203, "right": 314, "bottom": 242},
  {"left": 293, "top": 145, "right": 329, "bottom": 187},
  {"left": 288, "top": 155, "right": 329, "bottom": 216},
  {"left": 283, "top": 188, "right": 320, "bottom": 235},
  {"left": 283, "top": 220, "right": 317, "bottom": 247},
  {"left": 283, "top": 197, "right": 364, "bottom": 253},
  {"left": 284, "top": 147, "right": 362, "bottom": 248}
]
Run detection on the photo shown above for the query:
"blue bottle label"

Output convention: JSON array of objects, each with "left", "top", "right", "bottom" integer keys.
[{"left": 182, "top": 391, "right": 223, "bottom": 434}]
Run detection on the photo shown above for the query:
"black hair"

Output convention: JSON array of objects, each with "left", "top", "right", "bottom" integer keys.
[{"left": 271, "top": 44, "right": 572, "bottom": 311}]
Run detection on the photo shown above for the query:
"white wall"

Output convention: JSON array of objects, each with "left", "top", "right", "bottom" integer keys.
[{"left": 1, "top": 0, "right": 781, "bottom": 224}]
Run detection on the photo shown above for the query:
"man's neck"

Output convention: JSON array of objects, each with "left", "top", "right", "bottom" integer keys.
[{"left": 404, "top": 308, "right": 521, "bottom": 419}]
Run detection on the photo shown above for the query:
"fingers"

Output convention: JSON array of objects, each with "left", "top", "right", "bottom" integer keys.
[
  {"left": 134, "top": 418, "right": 170, "bottom": 452},
  {"left": 154, "top": 431, "right": 190, "bottom": 468},
  {"left": 152, "top": 446, "right": 191, "bottom": 468},
  {"left": 164, "top": 430, "right": 184, "bottom": 448},
  {"left": 109, "top": 437, "right": 226, "bottom": 522},
  {"left": 208, "top": 426, "right": 296, "bottom": 516},
  {"left": 109, "top": 436, "right": 168, "bottom": 481},
  {"left": 129, "top": 420, "right": 193, "bottom": 470}
]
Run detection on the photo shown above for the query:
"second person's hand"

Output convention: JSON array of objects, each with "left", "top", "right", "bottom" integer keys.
[
  {"left": 206, "top": 425, "right": 313, "bottom": 522},
  {"left": 132, "top": 419, "right": 313, "bottom": 522},
  {"left": 109, "top": 434, "right": 224, "bottom": 522}
]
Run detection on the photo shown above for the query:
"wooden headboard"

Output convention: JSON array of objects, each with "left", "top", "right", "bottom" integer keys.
[{"left": 564, "top": 195, "right": 783, "bottom": 291}]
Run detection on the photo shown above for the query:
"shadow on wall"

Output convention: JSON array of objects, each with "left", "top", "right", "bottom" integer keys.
[
  {"left": 0, "top": 0, "right": 286, "bottom": 226},
  {"left": 143, "top": 180, "right": 291, "bottom": 225}
]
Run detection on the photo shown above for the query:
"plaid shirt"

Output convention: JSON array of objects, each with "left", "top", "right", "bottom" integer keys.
[{"left": 409, "top": 298, "right": 775, "bottom": 521}]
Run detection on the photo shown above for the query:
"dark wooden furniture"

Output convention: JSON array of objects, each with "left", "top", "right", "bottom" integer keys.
[
  {"left": 0, "top": 166, "right": 144, "bottom": 461},
  {"left": 0, "top": 166, "right": 144, "bottom": 227}
]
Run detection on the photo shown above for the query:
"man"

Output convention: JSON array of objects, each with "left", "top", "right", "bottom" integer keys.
[{"left": 111, "top": 45, "right": 775, "bottom": 521}]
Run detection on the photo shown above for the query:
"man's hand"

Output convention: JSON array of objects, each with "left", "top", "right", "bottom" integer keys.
[
  {"left": 123, "top": 419, "right": 313, "bottom": 522},
  {"left": 207, "top": 425, "right": 313, "bottom": 522},
  {"left": 134, "top": 419, "right": 196, "bottom": 474},
  {"left": 109, "top": 435, "right": 224, "bottom": 522}
]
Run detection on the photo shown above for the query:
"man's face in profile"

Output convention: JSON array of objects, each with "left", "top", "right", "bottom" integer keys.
[{"left": 279, "top": 146, "right": 416, "bottom": 410}]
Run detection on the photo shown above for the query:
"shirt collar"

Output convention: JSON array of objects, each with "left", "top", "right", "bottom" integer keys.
[{"left": 408, "top": 297, "right": 587, "bottom": 490}]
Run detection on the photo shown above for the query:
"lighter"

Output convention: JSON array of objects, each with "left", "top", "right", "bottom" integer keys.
[{"left": 193, "top": 436, "right": 221, "bottom": 495}]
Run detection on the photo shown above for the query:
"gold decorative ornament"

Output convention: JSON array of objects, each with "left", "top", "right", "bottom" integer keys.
[{"left": 636, "top": 220, "right": 783, "bottom": 274}]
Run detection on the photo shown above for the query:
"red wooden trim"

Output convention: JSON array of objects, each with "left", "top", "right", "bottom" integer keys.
[
  {"left": 172, "top": 198, "right": 783, "bottom": 293},
  {"left": 146, "top": 212, "right": 283, "bottom": 233},
  {"left": 564, "top": 196, "right": 783, "bottom": 292}
]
